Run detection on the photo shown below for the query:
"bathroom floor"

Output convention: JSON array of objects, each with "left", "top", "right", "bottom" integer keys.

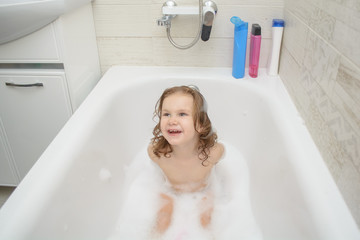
[{"left": 0, "top": 187, "right": 15, "bottom": 209}]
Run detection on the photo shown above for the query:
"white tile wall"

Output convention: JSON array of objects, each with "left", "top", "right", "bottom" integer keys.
[
  {"left": 281, "top": 0, "right": 360, "bottom": 227},
  {"left": 92, "top": 0, "right": 284, "bottom": 73}
]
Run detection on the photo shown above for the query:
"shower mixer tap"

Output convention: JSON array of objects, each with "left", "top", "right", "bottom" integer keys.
[{"left": 157, "top": 0, "right": 217, "bottom": 49}]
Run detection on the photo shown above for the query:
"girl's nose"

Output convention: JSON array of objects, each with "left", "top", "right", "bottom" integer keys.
[{"left": 169, "top": 116, "right": 177, "bottom": 125}]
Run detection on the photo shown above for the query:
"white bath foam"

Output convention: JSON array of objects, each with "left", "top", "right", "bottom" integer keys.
[
  {"left": 99, "top": 167, "right": 112, "bottom": 182},
  {"left": 211, "top": 143, "right": 263, "bottom": 239},
  {"left": 160, "top": 192, "right": 213, "bottom": 240},
  {"left": 108, "top": 142, "right": 263, "bottom": 240},
  {"left": 108, "top": 147, "right": 164, "bottom": 240}
]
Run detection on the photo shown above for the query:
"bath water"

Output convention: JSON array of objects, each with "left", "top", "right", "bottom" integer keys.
[{"left": 108, "top": 142, "right": 262, "bottom": 240}]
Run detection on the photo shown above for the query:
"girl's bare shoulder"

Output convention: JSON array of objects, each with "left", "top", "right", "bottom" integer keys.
[
  {"left": 147, "top": 144, "right": 159, "bottom": 163},
  {"left": 210, "top": 142, "right": 225, "bottom": 164}
]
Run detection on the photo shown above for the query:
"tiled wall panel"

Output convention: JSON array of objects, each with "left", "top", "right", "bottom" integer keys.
[
  {"left": 281, "top": 0, "right": 360, "bottom": 226},
  {"left": 92, "top": 0, "right": 284, "bottom": 73}
]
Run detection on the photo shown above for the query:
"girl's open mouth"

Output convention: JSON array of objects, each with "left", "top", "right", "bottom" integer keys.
[{"left": 168, "top": 129, "right": 182, "bottom": 134}]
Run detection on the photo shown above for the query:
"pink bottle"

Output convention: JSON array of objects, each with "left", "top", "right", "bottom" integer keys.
[{"left": 249, "top": 24, "right": 261, "bottom": 78}]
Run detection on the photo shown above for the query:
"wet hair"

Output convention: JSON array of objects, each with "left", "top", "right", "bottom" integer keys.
[{"left": 151, "top": 85, "right": 217, "bottom": 165}]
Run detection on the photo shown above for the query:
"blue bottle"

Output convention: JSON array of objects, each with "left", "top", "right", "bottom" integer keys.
[{"left": 230, "top": 16, "right": 248, "bottom": 79}]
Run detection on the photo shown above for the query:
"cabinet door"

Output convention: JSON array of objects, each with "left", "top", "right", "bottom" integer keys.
[
  {"left": 0, "top": 73, "right": 72, "bottom": 181},
  {"left": 0, "top": 122, "right": 18, "bottom": 186}
]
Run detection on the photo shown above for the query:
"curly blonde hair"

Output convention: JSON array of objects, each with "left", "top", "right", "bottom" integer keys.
[{"left": 151, "top": 85, "right": 217, "bottom": 165}]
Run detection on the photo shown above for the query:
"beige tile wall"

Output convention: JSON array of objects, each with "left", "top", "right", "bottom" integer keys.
[
  {"left": 280, "top": 0, "right": 360, "bottom": 226},
  {"left": 92, "top": 0, "right": 284, "bottom": 73}
]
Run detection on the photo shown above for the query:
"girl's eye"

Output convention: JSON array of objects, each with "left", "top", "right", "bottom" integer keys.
[
  {"left": 179, "top": 113, "right": 187, "bottom": 117},
  {"left": 162, "top": 113, "right": 170, "bottom": 117}
]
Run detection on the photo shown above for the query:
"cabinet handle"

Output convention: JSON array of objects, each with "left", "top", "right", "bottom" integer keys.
[{"left": 5, "top": 82, "right": 44, "bottom": 87}]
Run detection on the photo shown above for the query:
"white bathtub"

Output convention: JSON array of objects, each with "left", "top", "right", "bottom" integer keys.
[{"left": 0, "top": 66, "right": 358, "bottom": 240}]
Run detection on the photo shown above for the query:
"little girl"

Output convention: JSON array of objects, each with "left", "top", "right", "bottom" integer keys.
[{"left": 148, "top": 85, "right": 224, "bottom": 235}]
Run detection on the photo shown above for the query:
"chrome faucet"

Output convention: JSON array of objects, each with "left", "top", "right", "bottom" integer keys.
[{"left": 157, "top": 0, "right": 217, "bottom": 49}]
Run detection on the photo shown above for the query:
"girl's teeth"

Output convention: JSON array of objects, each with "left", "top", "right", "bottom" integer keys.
[{"left": 169, "top": 130, "right": 180, "bottom": 133}]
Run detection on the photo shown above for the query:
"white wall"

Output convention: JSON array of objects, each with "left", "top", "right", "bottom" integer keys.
[
  {"left": 92, "top": 0, "right": 284, "bottom": 73},
  {"left": 280, "top": 0, "right": 360, "bottom": 226}
]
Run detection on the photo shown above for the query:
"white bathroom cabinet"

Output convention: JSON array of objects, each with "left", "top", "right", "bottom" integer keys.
[
  {"left": 0, "top": 71, "right": 73, "bottom": 184},
  {"left": 0, "top": 130, "right": 18, "bottom": 185},
  {"left": 0, "top": 3, "right": 100, "bottom": 186}
]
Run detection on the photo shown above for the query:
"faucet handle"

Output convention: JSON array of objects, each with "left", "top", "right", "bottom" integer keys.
[{"left": 201, "top": 1, "right": 217, "bottom": 41}]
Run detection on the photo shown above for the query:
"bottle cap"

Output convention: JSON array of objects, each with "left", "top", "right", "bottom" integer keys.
[
  {"left": 230, "top": 16, "right": 248, "bottom": 30},
  {"left": 272, "top": 19, "right": 284, "bottom": 27},
  {"left": 251, "top": 24, "right": 261, "bottom": 35}
]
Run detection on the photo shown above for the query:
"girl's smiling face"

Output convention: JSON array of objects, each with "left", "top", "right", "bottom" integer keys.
[{"left": 160, "top": 92, "right": 199, "bottom": 147}]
